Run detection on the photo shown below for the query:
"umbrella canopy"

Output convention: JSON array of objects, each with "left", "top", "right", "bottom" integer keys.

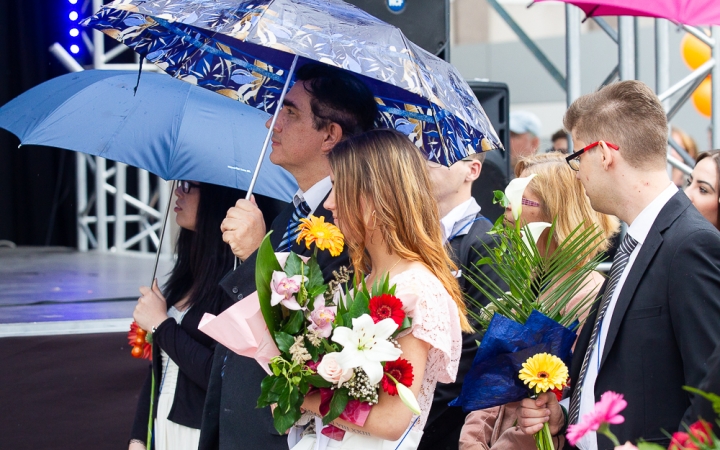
[
  {"left": 82, "top": 0, "right": 503, "bottom": 166},
  {"left": 0, "top": 70, "right": 297, "bottom": 201},
  {"left": 534, "top": 0, "right": 720, "bottom": 26}
]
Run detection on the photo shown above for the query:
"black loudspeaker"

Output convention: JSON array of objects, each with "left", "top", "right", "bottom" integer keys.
[
  {"left": 468, "top": 81, "right": 511, "bottom": 222},
  {"left": 345, "top": 0, "right": 450, "bottom": 60}
]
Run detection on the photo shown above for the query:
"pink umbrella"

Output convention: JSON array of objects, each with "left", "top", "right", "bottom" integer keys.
[{"left": 534, "top": 0, "right": 720, "bottom": 26}]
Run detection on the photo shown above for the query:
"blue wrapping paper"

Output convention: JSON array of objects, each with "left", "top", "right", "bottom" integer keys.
[{"left": 450, "top": 310, "right": 577, "bottom": 412}]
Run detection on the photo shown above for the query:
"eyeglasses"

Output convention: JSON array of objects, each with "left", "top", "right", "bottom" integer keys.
[
  {"left": 426, "top": 158, "right": 474, "bottom": 169},
  {"left": 565, "top": 141, "right": 620, "bottom": 171},
  {"left": 179, "top": 180, "right": 201, "bottom": 194},
  {"left": 521, "top": 197, "right": 540, "bottom": 207}
]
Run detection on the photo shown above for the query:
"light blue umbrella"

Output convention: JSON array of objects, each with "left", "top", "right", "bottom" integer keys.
[{"left": 0, "top": 69, "right": 297, "bottom": 201}]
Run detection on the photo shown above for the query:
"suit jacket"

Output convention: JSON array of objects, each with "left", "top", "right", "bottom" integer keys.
[
  {"left": 567, "top": 192, "right": 720, "bottom": 449},
  {"left": 691, "top": 342, "right": 720, "bottom": 432},
  {"left": 198, "top": 201, "right": 349, "bottom": 450},
  {"left": 419, "top": 213, "right": 506, "bottom": 450}
]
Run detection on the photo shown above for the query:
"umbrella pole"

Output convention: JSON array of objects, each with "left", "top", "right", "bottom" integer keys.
[
  {"left": 145, "top": 179, "right": 175, "bottom": 448},
  {"left": 234, "top": 54, "right": 300, "bottom": 270},
  {"left": 150, "top": 179, "right": 176, "bottom": 285}
]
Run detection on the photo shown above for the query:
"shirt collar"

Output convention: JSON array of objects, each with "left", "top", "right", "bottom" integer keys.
[
  {"left": 293, "top": 176, "right": 332, "bottom": 214},
  {"left": 626, "top": 182, "right": 678, "bottom": 245},
  {"left": 440, "top": 197, "right": 482, "bottom": 242}
]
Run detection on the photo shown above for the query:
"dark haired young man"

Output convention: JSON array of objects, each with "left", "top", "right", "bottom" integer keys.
[{"left": 198, "top": 63, "right": 378, "bottom": 450}]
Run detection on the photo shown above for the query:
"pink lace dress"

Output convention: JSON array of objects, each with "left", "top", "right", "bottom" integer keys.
[{"left": 290, "top": 267, "right": 463, "bottom": 450}]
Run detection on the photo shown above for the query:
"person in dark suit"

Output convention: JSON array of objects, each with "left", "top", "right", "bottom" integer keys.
[
  {"left": 419, "top": 150, "right": 503, "bottom": 450},
  {"left": 517, "top": 80, "right": 720, "bottom": 449},
  {"left": 197, "top": 63, "right": 378, "bottom": 450}
]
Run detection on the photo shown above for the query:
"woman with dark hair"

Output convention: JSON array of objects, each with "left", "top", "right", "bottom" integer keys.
[
  {"left": 128, "top": 181, "right": 243, "bottom": 450},
  {"left": 685, "top": 150, "right": 720, "bottom": 230}
]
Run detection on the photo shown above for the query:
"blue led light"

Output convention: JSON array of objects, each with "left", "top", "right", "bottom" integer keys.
[
  {"left": 69, "top": 0, "right": 78, "bottom": 3},
  {"left": 70, "top": 45, "right": 80, "bottom": 54},
  {"left": 69, "top": 11, "right": 79, "bottom": 21},
  {"left": 69, "top": 28, "right": 79, "bottom": 37}
]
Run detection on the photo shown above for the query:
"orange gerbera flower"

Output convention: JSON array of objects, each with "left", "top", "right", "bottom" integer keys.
[{"left": 296, "top": 215, "right": 344, "bottom": 256}]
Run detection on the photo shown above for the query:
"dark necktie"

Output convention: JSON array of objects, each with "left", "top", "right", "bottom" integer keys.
[
  {"left": 277, "top": 199, "right": 311, "bottom": 252},
  {"left": 568, "top": 233, "right": 639, "bottom": 425}
]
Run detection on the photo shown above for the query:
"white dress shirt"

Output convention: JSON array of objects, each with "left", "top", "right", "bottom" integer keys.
[
  {"left": 292, "top": 176, "right": 332, "bottom": 214},
  {"left": 440, "top": 197, "right": 482, "bottom": 243},
  {"left": 575, "top": 182, "right": 678, "bottom": 450}
]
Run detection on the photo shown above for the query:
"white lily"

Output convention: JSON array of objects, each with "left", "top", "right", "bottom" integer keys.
[
  {"left": 505, "top": 174, "right": 537, "bottom": 221},
  {"left": 331, "top": 314, "right": 402, "bottom": 385},
  {"left": 396, "top": 383, "right": 422, "bottom": 415},
  {"left": 521, "top": 222, "right": 552, "bottom": 250}
]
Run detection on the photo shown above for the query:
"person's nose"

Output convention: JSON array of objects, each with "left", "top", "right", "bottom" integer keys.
[
  {"left": 323, "top": 188, "right": 336, "bottom": 212},
  {"left": 265, "top": 113, "right": 283, "bottom": 132}
]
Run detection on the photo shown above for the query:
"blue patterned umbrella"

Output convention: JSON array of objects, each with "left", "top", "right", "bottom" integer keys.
[{"left": 82, "top": 0, "right": 503, "bottom": 166}]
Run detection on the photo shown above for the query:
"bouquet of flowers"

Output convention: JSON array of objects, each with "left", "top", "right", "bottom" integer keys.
[
  {"left": 451, "top": 175, "right": 606, "bottom": 422},
  {"left": 254, "top": 215, "right": 421, "bottom": 436},
  {"left": 519, "top": 353, "right": 569, "bottom": 450}
]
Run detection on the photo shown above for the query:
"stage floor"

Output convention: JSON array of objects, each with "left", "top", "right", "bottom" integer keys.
[{"left": 0, "top": 246, "right": 173, "bottom": 336}]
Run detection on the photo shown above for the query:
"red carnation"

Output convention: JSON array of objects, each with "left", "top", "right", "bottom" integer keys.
[
  {"left": 381, "top": 358, "right": 414, "bottom": 396},
  {"left": 369, "top": 294, "right": 405, "bottom": 327},
  {"left": 669, "top": 420, "right": 713, "bottom": 450}
]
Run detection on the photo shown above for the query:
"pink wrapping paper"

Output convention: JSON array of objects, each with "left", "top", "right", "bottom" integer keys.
[
  {"left": 317, "top": 388, "right": 373, "bottom": 440},
  {"left": 199, "top": 291, "right": 280, "bottom": 375}
]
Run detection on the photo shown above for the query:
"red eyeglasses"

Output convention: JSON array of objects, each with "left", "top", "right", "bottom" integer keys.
[{"left": 565, "top": 141, "right": 619, "bottom": 171}]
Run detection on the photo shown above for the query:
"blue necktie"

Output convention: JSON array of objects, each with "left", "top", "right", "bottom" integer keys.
[{"left": 277, "top": 200, "right": 311, "bottom": 252}]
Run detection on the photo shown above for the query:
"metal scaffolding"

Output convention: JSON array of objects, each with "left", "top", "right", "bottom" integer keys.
[
  {"left": 54, "top": 0, "right": 172, "bottom": 257},
  {"left": 486, "top": 0, "right": 718, "bottom": 163}
]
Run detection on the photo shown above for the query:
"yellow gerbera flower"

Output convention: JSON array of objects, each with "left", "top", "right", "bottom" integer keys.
[
  {"left": 296, "top": 215, "right": 344, "bottom": 257},
  {"left": 518, "top": 353, "right": 568, "bottom": 394}
]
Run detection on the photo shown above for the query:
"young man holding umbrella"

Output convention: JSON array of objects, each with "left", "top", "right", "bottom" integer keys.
[{"left": 198, "top": 63, "right": 378, "bottom": 450}]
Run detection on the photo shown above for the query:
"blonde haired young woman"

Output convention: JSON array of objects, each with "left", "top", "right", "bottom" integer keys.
[
  {"left": 294, "top": 128, "right": 470, "bottom": 449},
  {"left": 459, "top": 152, "right": 620, "bottom": 450}
]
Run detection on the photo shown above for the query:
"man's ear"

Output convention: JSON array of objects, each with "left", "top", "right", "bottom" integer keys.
[
  {"left": 466, "top": 160, "right": 482, "bottom": 182},
  {"left": 599, "top": 141, "right": 615, "bottom": 170},
  {"left": 320, "top": 122, "right": 344, "bottom": 154}
]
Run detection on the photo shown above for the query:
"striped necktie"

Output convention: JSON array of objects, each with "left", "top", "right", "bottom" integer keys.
[
  {"left": 568, "top": 233, "right": 639, "bottom": 425},
  {"left": 277, "top": 199, "right": 311, "bottom": 252}
]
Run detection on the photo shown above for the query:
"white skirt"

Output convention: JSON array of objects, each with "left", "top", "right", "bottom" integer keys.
[
  {"left": 289, "top": 417, "right": 423, "bottom": 450},
  {"left": 154, "top": 307, "right": 200, "bottom": 450}
]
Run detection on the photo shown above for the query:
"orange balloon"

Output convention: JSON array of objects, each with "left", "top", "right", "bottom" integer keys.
[
  {"left": 692, "top": 77, "right": 712, "bottom": 118},
  {"left": 681, "top": 32, "right": 712, "bottom": 70}
]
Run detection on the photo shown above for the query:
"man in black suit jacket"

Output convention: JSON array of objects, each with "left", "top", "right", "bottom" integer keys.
[
  {"left": 517, "top": 81, "right": 720, "bottom": 449},
  {"left": 198, "top": 63, "right": 378, "bottom": 450},
  {"left": 419, "top": 151, "right": 505, "bottom": 450}
]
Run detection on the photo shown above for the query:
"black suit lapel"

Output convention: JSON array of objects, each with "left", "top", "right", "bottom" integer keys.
[{"left": 599, "top": 191, "right": 690, "bottom": 369}]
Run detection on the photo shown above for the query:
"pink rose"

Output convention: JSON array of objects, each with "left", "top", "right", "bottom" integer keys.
[{"left": 316, "top": 353, "right": 353, "bottom": 387}]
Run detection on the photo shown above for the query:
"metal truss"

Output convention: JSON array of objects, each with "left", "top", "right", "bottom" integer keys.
[
  {"left": 486, "top": 0, "right": 719, "bottom": 166},
  {"left": 52, "top": 0, "right": 172, "bottom": 256}
]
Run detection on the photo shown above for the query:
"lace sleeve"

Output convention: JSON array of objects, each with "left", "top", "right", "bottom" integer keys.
[{"left": 393, "top": 269, "right": 463, "bottom": 384}]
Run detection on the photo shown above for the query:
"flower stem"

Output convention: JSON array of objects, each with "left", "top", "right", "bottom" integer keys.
[{"left": 597, "top": 423, "right": 620, "bottom": 446}]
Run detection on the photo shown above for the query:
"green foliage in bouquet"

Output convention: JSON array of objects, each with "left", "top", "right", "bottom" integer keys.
[{"left": 465, "top": 178, "right": 607, "bottom": 332}]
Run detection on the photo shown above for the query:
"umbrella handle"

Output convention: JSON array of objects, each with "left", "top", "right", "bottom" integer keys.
[
  {"left": 150, "top": 180, "right": 176, "bottom": 285},
  {"left": 234, "top": 54, "right": 300, "bottom": 271}
]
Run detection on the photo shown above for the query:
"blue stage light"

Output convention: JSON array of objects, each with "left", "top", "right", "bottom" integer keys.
[
  {"left": 70, "top": 45, "right": 80, "bottom": 54},
  {"left": 69, "top": 28, "right": 79, "bottom": 37},
  {"left": 69, "top": 0, "right": 78, "bottom": 3},
  {"left": 69, "top": 11, "right": 79, "bottom": 21}
]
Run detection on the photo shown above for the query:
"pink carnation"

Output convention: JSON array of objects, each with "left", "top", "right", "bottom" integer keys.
[
  {"left": 567, "top": 417, "right": 594, "bottom": 446},
  {"left": 566, "top": 391, "right": 627, "bottom": 446},
  {"left": 593, "top": 391, "right": 627, "bottom": 426}
]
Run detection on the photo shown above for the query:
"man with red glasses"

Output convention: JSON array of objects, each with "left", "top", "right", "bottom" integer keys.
[{"left": 517, "top": 80, "right": 720, "bottom": 449}]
